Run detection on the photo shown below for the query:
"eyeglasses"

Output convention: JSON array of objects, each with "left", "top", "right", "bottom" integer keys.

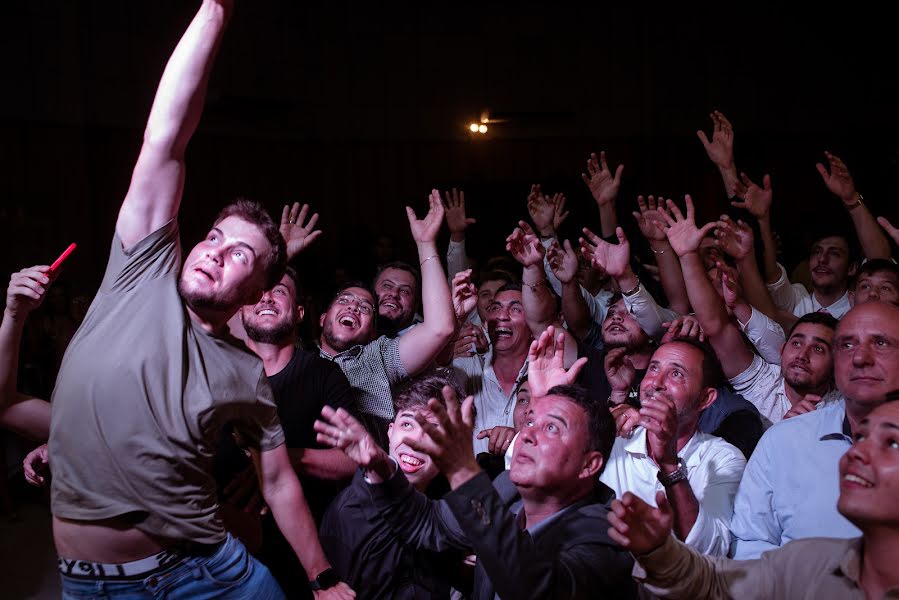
[{"left": 334, "top": 293, "right": 374, "bottom": 315}]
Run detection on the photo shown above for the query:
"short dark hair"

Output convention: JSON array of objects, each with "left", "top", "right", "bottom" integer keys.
[
  {"left": 329, "top": 281, "right": 379, "bottom": 326},
  {"left": 544, "top": 384, "right": 615, "bottom": 470},
  {"left": 282, "top": 266, "right": 300, "bottom": 298},
  {"left": 787, "top": 311, "right": 839, "bottom": 339},
  {"left": 852, "top": 259, "right": 899, "bottom": 289},
  {"left": 393, "top": 368, "right": 465, "bottom": 415},
  {"left": 810, "top": 230, "right": 862, "bottom": 266},
  {"left": 374, "top": 261, "right": 421, "bottom": 294},
  {"left": 494, "top": 282, "right": 523, "bottom": 295},
  {"left": 663, "top": 337, "right": 723, "bottom": 389},
  {"left": 478, "top": 269, "right": 515, "bottom": 288},
  {"left": 214, "top": 199, "right": 287, "bottom": 289}
]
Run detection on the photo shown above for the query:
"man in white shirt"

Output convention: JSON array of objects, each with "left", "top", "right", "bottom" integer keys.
[{"left": 599, "top": 338, "right": 746, "bottom": 556}]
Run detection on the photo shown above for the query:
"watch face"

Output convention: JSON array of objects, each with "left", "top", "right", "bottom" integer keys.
[{"left": 311, "top": 568, "right": 340, "bottom": 590}]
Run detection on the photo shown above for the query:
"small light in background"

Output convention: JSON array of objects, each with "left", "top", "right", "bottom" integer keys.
[
  {"left": 469, "top": 123, "right": 479, "bottom": 132},
  {"left": 478, "top": 124, "right": 488, "bottom": 133}
]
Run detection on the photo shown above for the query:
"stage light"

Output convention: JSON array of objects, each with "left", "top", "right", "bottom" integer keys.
[
  {"left": 478, "top": 124, "right": 488, "bottom": 133},
  {"left": 469, "top": 123, "right": 479, "bottom": 132}
]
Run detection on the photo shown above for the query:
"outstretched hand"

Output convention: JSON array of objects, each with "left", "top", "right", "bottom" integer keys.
[
  {"left": 579, "top": 227, "right": 631, "bottom": 279},
  {"left": 546, "top": 239, "right": 579, "bottom": 284},
  {"left": 315, "top": 406, "right": 387, "bottom": 470},
  {"left": 280, "top": 203, "right": 322, "bottom": 259},
  {"left": 877, "top": 216, "right": 899, "bottom": 248},
  {"left": 581, "top": 151, "right": 624, "bottom": 207},
  {"left": 607, "top": 491, "right": 674, "bottom": 555},
  {"left": 633, "top": 195, "right": 670, "bottom": 242},
  {"left": 696, "top": 110, "right": 734, "bottom": 169},
  {"left": 713, "top": 215, "right": 754, "bottom": 261},
  {"left": 816, "top": 151, "right": 857, "bottom": 204},
  {"left": 407, "top": 189, "right": 445, "bottom": 244},
  {"left": 443, "top": 188, "right": 476, "bottom": 238},
  {"left": 527, "top": 184, "right": 562, "bottom": 237},
  {"left": 506, "top": 221, "right": 546, "bottom": 267},
  {"left": 658, "top": 196, "right": 716, "bottom": 257},
  {"left": 526, "top": 325, "right": 588, "bottom": 397},
  {"left": 451, "top": 269, "right": 477, "bottom": 323},
  {"left": 731, "top": 173, "right": 772, "bottom": 219}
]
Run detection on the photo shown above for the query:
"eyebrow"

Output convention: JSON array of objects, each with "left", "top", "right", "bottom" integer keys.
[
  {"left": 381, "top": 279, "right": 413, "bottom": 289},
  {"left": 490, "top": 299, "right": 523, "bottom": 308},
  {"left": 546, "top": 413, "right": 569, "bottom": 428},
  {"left": 210, "top": 228, "right": 257, "bottom": 258},
  {"left": 811, "top": 337, "right": 832, "bottom": 347}
]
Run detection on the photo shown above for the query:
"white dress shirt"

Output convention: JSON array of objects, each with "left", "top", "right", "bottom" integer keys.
[{"left": 767, "top": 263, "right": 851, "bottom": 318}]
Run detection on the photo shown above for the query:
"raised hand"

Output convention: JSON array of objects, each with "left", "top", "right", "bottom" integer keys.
[
  {"left": 604, "top": 347, "right": 636, "bottom": 393},
  {"left": 579, "top": 227, "right": 631, "bottom": 278},
  {"left": 23, "top": 443, "right": 49, "bottom": 487},
  {"left": 731, "top": 173, "right": 773, "bottom": 219},
  {"left": 443, "top": 188, "right": 476, "bottom": 241},
  {"left": 280, "top": 202, "right": 322, "bottom": 259},
  {"left": 451, "top": 269, "right": 477, "bottom": 322},
  {"left": 639, "top": 390, "right": 679, "bottom": 468},
  {"left": 526, "top": 325, "right": 589, "bottom": 397},
  {"left": 552, "top": 193, "right": 570, "bottom": 231},
  {"left": 719, "top": 267, "right": 743, "bottom": 310},
  {"left": 407, "top": 189, "right": 445, "bottom": 244},
  {"left": 783, "top": 394, "right": 823, "bottom": 420},
  {"left": 877, "top": 216, "right": 899, "bottom": 247},
  {"left": 660, "top": 315, "right": 705, "bottom": 344},
  {"left": 713, "top": 215, "right": 754, "bottom": 261},
  {"left": 403, "top": 385, "right": 480, "bottom": 488},
  {"left": 452, "top": 323, "right": 488, "bottom": 358},
  {"left": 546, "top": 239, "right": 579, "bottom": 284},
  {"left": 581, "top": 151, "right": 624, "bottom": 207},
  {"left": 6, "top": 265, "right": 53, "bottom": 322},
  {"left": 527, "top": 184, "right": 557, "bottom": 237},
  {"left": 315, "top": 406, "right": 386, "bottom": 469},
  {"left": 476, "top": 426, "right": 517, "bottom": 455},
  {"left": 659, "top": 196, "right": 716, "bottom": 258},
  {"left": 816, "top": 151, "right": 858, "bottom": 204},
  {"left": 696, "top": 110, "right": 734, "bottom": 169},
  {"left": 633, "top": 195, "right": 670, "bottom": 242},
  {"left": 608, "top": 491, "right": 674, "bottom": 555},
  {"left": 506, "top": 220, "right": 546, "bottom": 267}
]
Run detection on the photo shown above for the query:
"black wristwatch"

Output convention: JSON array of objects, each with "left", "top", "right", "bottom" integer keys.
[
  {"left": 657, "top": 458, "right": 688, "bottom": 488},
  {"left": 309, "top": 568, "right": 341, "bottom": 591}
]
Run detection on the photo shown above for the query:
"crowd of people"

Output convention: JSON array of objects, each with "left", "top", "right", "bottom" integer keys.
[{"left": 2, "top": 1, "right": 899, "bottom": 599}]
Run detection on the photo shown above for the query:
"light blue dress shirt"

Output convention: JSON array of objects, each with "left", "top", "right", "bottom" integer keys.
[{"left": 729, "top": 398, "right": 860, "bottom": 559}]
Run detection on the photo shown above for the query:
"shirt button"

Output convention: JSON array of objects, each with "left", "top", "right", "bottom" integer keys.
[{"left": 147, "top": 577, "right": 158, "bottom": 587}]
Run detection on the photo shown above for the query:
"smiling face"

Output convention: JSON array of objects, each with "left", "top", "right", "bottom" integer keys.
[
  {"left": 602, "top": 299, "right": 650, "bottom": 351},
  {"left": 485, "top": 290, "right": 531, "bottom": 354},
  {"left": 241, "top": 273, "right": 302, "bottom": 345},
  {"left": 640, "top": 342, "right": 717, "bottom": 432},
  {"left": 319, "top": 286, "right": 377, "bottom": 353},
  {"left": 809, "top": 236, "right": 854, "bottom": 293},
  {"left": 837, "top": 401, "right": 899, "bottom": 529},
  {"left": 179, "top": 215, "right": 272, "bottom": 312},
  {"left": 388, "top": 408, "right": 440, "bottom": 490},
  {"left": 833, "top": 302, "right": 899, "bottom": 408},
  {"left": 509, "top": 394, "right": 602, "bottom": 495},
  {"left": 375, "top": 267, "right": 418, "bottom": 330},
  {"left": 780, "top": 323, "right": 835, "bottom": 393}
]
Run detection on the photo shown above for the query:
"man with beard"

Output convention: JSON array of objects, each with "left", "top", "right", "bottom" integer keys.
[
  {"left": 223, "top": 267, "right": 357, "bottom": 596},
  {"left": 316, "top": 190, "right": 456, "bottom": 446},
  {"left": 373, "top": 262, "right": 422, "bottom": 337},
  {"left": 730, "top": 301, "right": 899, "bottom": 559},
  {"left": 599, "top": 339, "right": 746, "bottom": 556},
  {"left": 44, "top": 2, "right": 353, "bottom": 598}
]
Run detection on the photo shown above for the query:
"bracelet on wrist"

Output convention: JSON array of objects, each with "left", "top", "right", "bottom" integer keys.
[
  {"left": 420, "top": 254, "right": 440, "bottom": 266},
  {"left": 844, "top": 192, "right": 864, "bottom": 211},
  {"left": 523, "top": 278, "right": 545, "bottom": 290}
]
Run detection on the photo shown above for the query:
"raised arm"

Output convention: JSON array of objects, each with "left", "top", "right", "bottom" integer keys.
[
  {"left": 116, "top": 0, "right": 232, "bottom": 248},
  {"left": 633, "top": 195, "right": 690, "bottom": 314},
  {"left": 443, "top": 188, "right": 476, "bottom": 278},
  {"left": 2, "top": 266, "right": 50, "bottom": 412},
  {"left": 816, "top": 151, "right": 891, "bottom": 260},
  {"left": 731, "top": 172, "right": 778, "bottom": 283},
  {"left": 581, "top": 151, "right": 624, "bottom": 238},
  {"left": 697, "top": 110, "right": 740, "bottom": 199},
  {"left": 659, "top": 200, "right": 754, "bottom": 379},
  {"left": 547, "top": 240, "right": 592, "bottom": 340},
  {"left": 398, "top": 190, "right": 456, "bottom": 375}
]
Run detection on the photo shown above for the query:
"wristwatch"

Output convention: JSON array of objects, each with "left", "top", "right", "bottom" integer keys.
[
  {"left": 309, "top": 568, "right": 341, "bottom": 591},
  {"left": 657, "top": 458, "right": 688, "bottom": 488}
]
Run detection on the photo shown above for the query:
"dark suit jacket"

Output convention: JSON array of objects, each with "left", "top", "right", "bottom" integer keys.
[{"left": 366, "top": 468, "right": 636, "bottom": 599}]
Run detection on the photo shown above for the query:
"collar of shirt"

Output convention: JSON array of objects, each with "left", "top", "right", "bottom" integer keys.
[
  {"left": 318, "top": 343, "right": 364, "bottom": 361},
  {"left": 833, "top": 537, "right": 864, "bottom": 586},
  {"left": 810, "top": 290, "right": 851, "bottom": 315},
  {"left": 817, "top": 398, "right": 852, "bottom": 442}
]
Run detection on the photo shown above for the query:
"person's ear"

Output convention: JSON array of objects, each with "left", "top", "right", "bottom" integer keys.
[
  {"left": 319, "top": 312, "right": 326, "bottom": 328},
  {"left": 580, "top": 450, "right": 604, "bottom": 480},
  {"left": 296, "top": 305, "right": 305, "bottom": 324},
  {"left": 848, "top": 262, "right": 859, "bottom": 278},
  {"left": 698, "top": 387, "right": 718, "bottom": 412}
]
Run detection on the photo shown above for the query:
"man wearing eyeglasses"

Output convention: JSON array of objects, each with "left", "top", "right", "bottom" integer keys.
[{"left": 317, "top": 191, "right": 457, "bottom": 446}]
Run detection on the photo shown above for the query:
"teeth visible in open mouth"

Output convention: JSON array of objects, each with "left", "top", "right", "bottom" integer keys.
[
  {"left": 383, "top": 302, "right": 398, "bottom": 310},
  {"left": 401, "top": 455, "right": 423, "bottom": 466},
  {"left": 339, "top": 316, "right": 356, "bottom": 327},
  {"left": 496, "top": 328, "right": 512, "bottom": 337},
  {"left": 844, "top": 474, "right": 873, "bottom": 487},
  {"left": 259, "top": 309, "right": 277, "bottom": 316}
]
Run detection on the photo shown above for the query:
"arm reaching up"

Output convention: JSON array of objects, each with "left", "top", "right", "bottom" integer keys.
[
  {"left": 697, "top": 110, "right": 739, "bottom": 199},
  {"left": 443, "top": 188, "right": 475, "bottom": 278},
  {"left": 397, "top": 191, "right": 456, "bottom": 375},
  {"left": 117, "top": 0, "right": 233, "bottom": 249},
  {"left": 280, "top": 202, "right": 322, "bottom": 261},
  {"left": 633, "top": 195, "right": 690, "bottom": 314},
  {"left": 816, "top": 151, "right": 891, "bottom": 260},
  {"left": 581, "top": 151, "right": 624, "bottom": 238}
]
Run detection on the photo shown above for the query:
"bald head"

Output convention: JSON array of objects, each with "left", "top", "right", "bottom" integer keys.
[{"left": 833, "top": 302, "right": 899, "bottom": 408}]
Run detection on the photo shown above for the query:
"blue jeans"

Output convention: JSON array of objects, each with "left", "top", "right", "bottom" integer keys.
[{"left": 60, "top": 534, "right": 286, "bottom": 600}]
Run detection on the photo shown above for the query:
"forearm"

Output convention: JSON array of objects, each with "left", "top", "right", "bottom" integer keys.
[
  {"left": 634, "top": 535, "right": 734, "bottom": 600},
  {"left": 446, "top": 238, "right": 469, "bottom": 279},
  {"left": 522, "top": 265, "right": 557, "bottom": 336},
  {"left": 561, "top": 280, "right": 592, "bottom": 340},
  {"left": 287, "top": 447, "right": 356, "bottom": 481},
  {"left": 651, "top": 240, "right": 690, "bottom": 314},
  {"left": 0, "top": 395, "right": 51, "bottom": 441},
  {"left": 847, "top": 200, "right": 892, "bottom": 259},
  {"left": 0, "top": 309, "right": 26, "bottom": 410},
  {"left": 757, "top": 217, "right": 779, "bottom": 284},
  {"left": 717, "top": 164, "right": 740, "bottom": 199},
  {"left": 598, "top": 202, "right": 618, "bottom": 239},
  {"left": 679, "top": 253, "right": 729, "bottom": 336},
  {"left": 419, "top": 241, "right": 455, "bottom": 337},
  {"left": 265, "top": 471, "right": 332, "bottom": 579}
]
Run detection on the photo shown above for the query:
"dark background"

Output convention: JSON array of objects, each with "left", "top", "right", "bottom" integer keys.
[{"left": 2, "top": 1, "right": 898, "bottom": 299}]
